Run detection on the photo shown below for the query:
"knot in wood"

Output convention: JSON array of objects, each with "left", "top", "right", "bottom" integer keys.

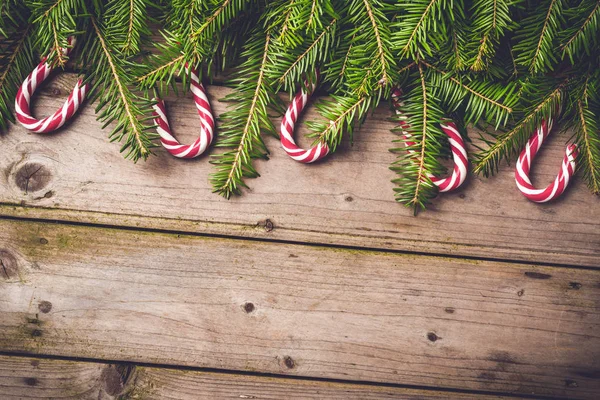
[
  {"left": 0, "top": 250, "right": 18, "bottom": 280},
  {"left": 15, "top": 162, "right": 53, "bottom": 194}
]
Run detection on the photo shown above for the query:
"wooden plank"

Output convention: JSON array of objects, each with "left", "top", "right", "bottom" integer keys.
[
  {"left": 0, "top": 77, "right": 599, "bottom": 267},
  {"left": 0, "top": 355, "right": 511, "bottom": 400},
  {"left": 1, "top": 219, "right": 598, "bottom": 398}
]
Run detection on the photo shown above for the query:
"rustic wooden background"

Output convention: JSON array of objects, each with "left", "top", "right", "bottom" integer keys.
[{"left": 0, "top": 74, "right": 599, "bottom": 399}]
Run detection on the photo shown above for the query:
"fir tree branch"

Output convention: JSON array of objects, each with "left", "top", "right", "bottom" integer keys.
[
  {"left": 423, "top": 61, "right": 513, "bottom": 115},
  {"left": 306, "top": 94, "right": 372, "bottom": 150},
  {"left": 399, "top": 0, "right": 437, "bottom": 57},
  {"left": 275, "top": 18, "right": 336, "bottom": 92},
  {"left": 390, "top": 62, "right": 446, "bottom": 214},
  {"left": 411, "top": 63, "right": 429, "bottom": 209},
  {"left": 211, "top": 31, "right": 280, "bottom": 198},
  {"left": 363, "top": 0, "right": 389, "bottom": 85},
  {"left": 576, "top": 98, "right": 600, "bottom": 193},
  {"left": 561, "top": 0, "right": 600, "bottom": 59},
  {"left": 394, "top": 0, "right": 449, "bottom": 60},
  {"left": 531, "top": 0, "right": 558, "bottom": 71},
  {"left": 468, "top": 0, "right": 516, "bottom": 72},
  {"left": 88, "top": 17, "right": 156, "bottom": 161},
  {"left": 135, "top": 53, "right": 184, "bottom": 87},
  {"left": 307, "top": 0, "right": 318, "bottom": 31},
  {"left": 277, "top": 0, "right": 296, "bottom": 45},
  {"left": 513, "top": 0, "right": 564, "bottom": 74},
  {"left": 325, "top": 31, "right": 355, "bottom": 91},
  {"left": 43, "top": 0, "right": 67, "bottom": 17},
  {"left": 105, "top": 0, "right": 151, "bottom": 55},
  {"left": 31, "top": 0, "right": 82, "bottom": 65},
  {"left": 192, "top": 0, "right": 232, "bottom": 39},
  {"left": 0, "top": 22, "right": 34, "bottom": 130},
  {"left": 346, "top": 0, "right": 396, "bottom": 96},
  {"left": 474, "top": 81, "right": 565, "bottom": 176}
]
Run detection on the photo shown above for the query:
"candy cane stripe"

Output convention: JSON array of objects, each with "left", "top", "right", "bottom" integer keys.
[
  {"left": 152, "top": 66, "right": 215, "bottom": 159},
  {"left": 515, "top": 119, "right": 578, "bottom": 203},
  {"left": 15, "top": 37, "right": 89, "bottom": 133},
  {"left": 391, "top": 88, "right": 468, "bottom": 193},
  {"left": 280, "top": 73, "right": 330, "bottom": 163}
]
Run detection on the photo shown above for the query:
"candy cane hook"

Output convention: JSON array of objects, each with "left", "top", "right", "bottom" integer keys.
[
  {"left": 280, "top": 73, "right": 330, "bottom": 163},
  {"left": 515, "top": 118, "right": 578, "bottom": 203},
  {"left": 15, "top": 37, "right": 89, "bottom": 133},
  {"left": 391, "top": 88, "right": 468, "bottom": 192},
  {"left": 152, "top": 66, "right": 215, "bottom": 158}
]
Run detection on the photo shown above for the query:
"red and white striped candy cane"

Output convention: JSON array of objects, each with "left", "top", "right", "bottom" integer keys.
[
  {"left": 391, "top": 88, "right": 468, "bottom": 192},
  {"left": 152, "top": 67, "right": 215, "bottom": 158},
  {"left": 15, "top": 37, "right": 89, "bottom": 133},
  {"left": 515, "top": 118, "right": 578, "bottom": 203},
  {"left": 280, "top": 74, "right": 329, "bottom": 163}
]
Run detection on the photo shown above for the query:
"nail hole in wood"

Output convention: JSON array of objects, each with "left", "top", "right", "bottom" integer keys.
[
  {"left": 427, "top": 332, "right": 439, "bottom": 342},
  {"left": 565, "top": 379, "right": 578, "bottom": 388},
  {"left": 23, "top": 377, "right": 37, "bottom": 386},
  {"left": 38, "top": 301, "right": 52, "bottom": 314},
  {"left": 284, "top": 356, "right": 295, "bottom": 369},
  {"left": 524, "top": 271, "right": 552, "bottom": 280},
  {"left": 243, "top": 302, "right": 255, "bottom": 313},
  {"left": 264, "top": 219, "right": 274, "bottom": 232}
]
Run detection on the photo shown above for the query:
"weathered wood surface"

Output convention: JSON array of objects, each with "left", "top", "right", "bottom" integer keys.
[
  {"left": 0, "top": 355, "right": 512, "bottom": 399},
  {"left": 0, "top": 75, "right": 598, "bottom": 267},
  {"left": 1, "top": 219, "right": 598, "bottom": 398}
]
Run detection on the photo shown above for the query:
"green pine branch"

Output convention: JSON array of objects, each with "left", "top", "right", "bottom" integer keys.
[
  {"left": 346, "top": 0, "right": 396, "bottom": 96},
  {"left": 210, "top": 31, "right": 280, "bottom": 198},
  {"left": 306, "top": 94, "right": 373, "bottom": 151},
  {"left": 136, "top": 0, "right": 249, "bottom": 92},
  {"left": 324, "top": 28, "right": 354, "bottom": 91},
  {"left": 390, "top": 63, "right": 446, "bottom": 214},
  {"left": 85, "top": 17, "right": 157, "bottom": 162},
  {"left": 269, "top": 18, "right": 337, "bottom": 94},
  {"left": 0, "top": 20, "right": 34, "bottom": 130},
  {"left": 513, "top": 0, "right": 564, "bottom": 74},
  {"left": 393, "top": 0, "right": 450, "bottom": 60},
  {"left": 30, "top": 0, "right": 83, "bottom": 66},
  {"left": 474, "top": 79, "right": 566, "bottom": 176},
  {"left": 423, "top": 61, "right": 516, "bottom": 125},
  {"left": 105, "top": 0, "right": 153, "bottom": 55},
  {"left": 268, "top": 0, "right": 336, "bottom": 49},
  {"left": 571, "top": 72, "right": 600, "bottom": 194},
  {"left": 468, "top": 0, "right": 517, "bottom": 72},
  {"left": 561, "top": 0, "right": 600, "bottom": 61}
]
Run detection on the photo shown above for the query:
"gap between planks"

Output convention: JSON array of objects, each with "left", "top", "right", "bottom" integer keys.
[
  {"left": 0, "top": 213, "right": 599, "bottom": 274},
  {"left": 0, "top": 354, "right": 523, "bottom": 400}
]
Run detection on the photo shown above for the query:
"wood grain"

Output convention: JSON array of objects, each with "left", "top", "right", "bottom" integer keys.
[
  {"left": 0, "top": 76, "right": 598, "bottom": 267},
  {"left": 0, "top": 355, "right": 512, "bottom": 400},
  {"left": 1, "top": 219, "right": 599, "bottom": 398}
]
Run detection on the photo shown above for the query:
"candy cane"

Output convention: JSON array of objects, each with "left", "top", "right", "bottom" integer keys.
[
  {"left": 15, "top": 37, "right": 89, "bottom": 133},
  {"left": 280, "top": 74, "right": 329, "bottom": 163},
  {"left": 515, "top": 118, "right": 578, "bottom": 203},
  {"left": 152, "top": 67, "right": 215, "bottom": 158},
  {"left": 391, "top": 88, "right": 468, "bottom": 192}
]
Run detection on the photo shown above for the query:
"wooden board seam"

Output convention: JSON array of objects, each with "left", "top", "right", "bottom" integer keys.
[
  {"left": 0, "top": 352, "right": 550, "bottom": 400},
  {"left": 1, "top": 212, "right": 597, "bottom": 272}
]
